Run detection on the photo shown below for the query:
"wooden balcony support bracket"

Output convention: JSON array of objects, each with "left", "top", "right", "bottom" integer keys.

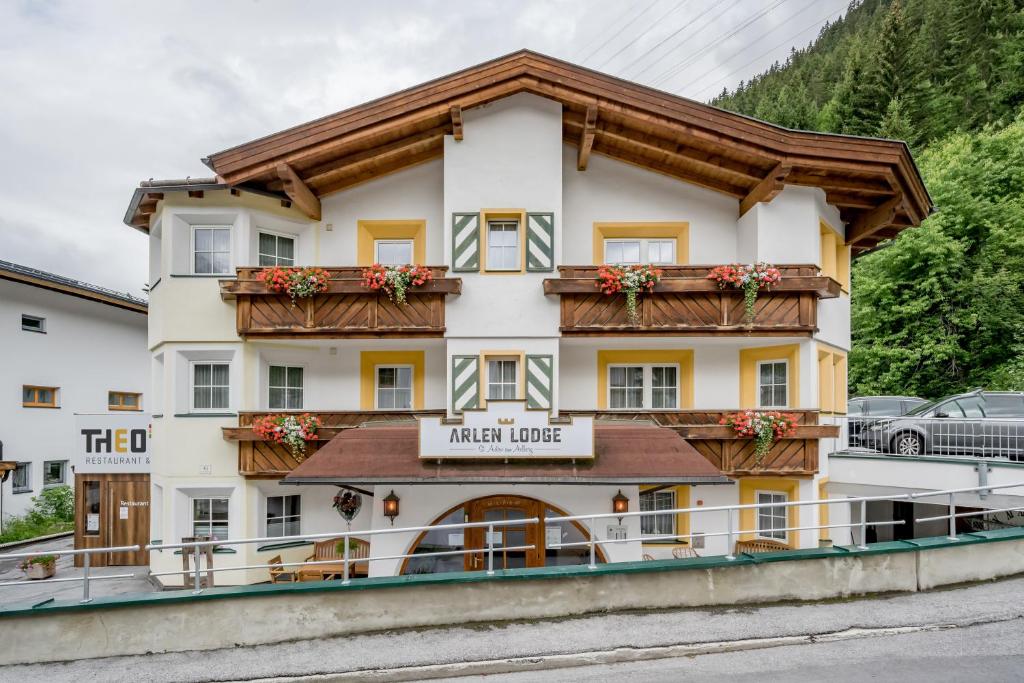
[
  {"left": 577, "top": 105, "right": 598, "bottom": 171},
  {"left": 276, "top": 162, "right": 321, "bottom": 221},
  {"left": 846, "top": 195, "right": 902, "bottom": 245},
  {"left": 450, "top": 105, "right": 463, "bottom": 141},
  {"left": 739, "top": 162, "right": 792, "bottom": 217}
]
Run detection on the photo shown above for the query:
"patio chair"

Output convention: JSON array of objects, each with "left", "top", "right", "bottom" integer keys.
[
  {"left": 180, "top": 536, "right": 215, "bottom": 589},
  {"left": 672, "top": 546, "right": 701, "bottom": 559},
  {"left": 268, "top": 555, "right": 298, "bottom": 584},
  {"left": 642, "top": 553, "right": 655, "bottom": 561}
]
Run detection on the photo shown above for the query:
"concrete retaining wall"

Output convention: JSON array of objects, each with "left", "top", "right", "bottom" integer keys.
[{"left": 1, "top": 531, "right": 1022, "bottom": 665}]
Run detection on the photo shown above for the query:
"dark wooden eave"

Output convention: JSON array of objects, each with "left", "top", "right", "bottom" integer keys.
[{"left": 188, "top": 50, "right": 932, "bottom": 254}]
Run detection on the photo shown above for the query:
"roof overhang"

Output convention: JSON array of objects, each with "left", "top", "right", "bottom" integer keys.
[
  {"left": 122, "top": 178, "right": 292, "bottom": 234},
  {"left": 0, "top": 260, "right": 147, "bottom": 314}
]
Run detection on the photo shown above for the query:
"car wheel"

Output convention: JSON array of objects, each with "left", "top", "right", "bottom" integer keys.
[{"left": 892, "top": 432, "right": 923, "bottom": 456}]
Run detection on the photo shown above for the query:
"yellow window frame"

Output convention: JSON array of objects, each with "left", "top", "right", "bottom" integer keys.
[
  {"left": 108, "top": 391, "right": 143, "bottom": 411},
  {"left": 480, "top": 209, "right": 527, "bottom": 274},
  {"left": 592, "top": 222, "right": 689, "bottom": 266},
  {"left": 639, "top": 485, "right": 691, "bottom": 547},
  {"left": 478, "top": 350, "right": 526, "bottom": 405},
  {"left": 23, "top": 385, "right": 58, "bottom": 408},
  {"left": 739, "top": 477, "right": 800, "bottom": 548},
  {"left": 359, "top": 351, "right": 425, "bottom": 410},
  {"left": 739, "top": 344, "right": 800, "bottom": 409},
  {"left": 597, "top": 350, "right": 694, "bottom": 410},
  {"left": 357, "top": 220, "right": 426, "bottom": 266}
]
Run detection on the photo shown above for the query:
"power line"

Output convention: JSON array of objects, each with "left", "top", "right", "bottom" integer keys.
[
  {"left": 570, "top": 1, "right": 650, "bottom": 61},
  {"left": 592, "top": 0, "right": 694, "bottom": 71},
  {"left": 579, "top": 0, "right": 662, "bottom": 65},
  {"left": 681, "top": 5, "right": 847, "bottom": 100},
  {"left": 648, "top": 0, "right": 794, "bottom": 86}
]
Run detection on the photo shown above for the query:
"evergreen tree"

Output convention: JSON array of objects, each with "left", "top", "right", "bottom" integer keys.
[{"left": 878, "top": 96, "right": 916, "bottom": 143}]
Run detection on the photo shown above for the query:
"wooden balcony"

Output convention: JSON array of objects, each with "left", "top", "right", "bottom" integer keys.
[
  {"left": 545, "top": 265, "right": 840, "bottom": 336},
  {"left": 220, "top": 267, "right": 460, "bottom": 339}
]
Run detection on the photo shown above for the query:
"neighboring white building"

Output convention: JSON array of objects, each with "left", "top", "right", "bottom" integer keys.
[
  {"left": 0, "top": 261, "right": 148, "bottom": 520},
  {"left": 123, "top": 51, "right": 931, "bottom": 585}
]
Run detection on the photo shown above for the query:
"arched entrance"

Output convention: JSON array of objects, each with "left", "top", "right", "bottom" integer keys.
[{"left": 401, "top": 495, "right": 608, "bottom": 575}]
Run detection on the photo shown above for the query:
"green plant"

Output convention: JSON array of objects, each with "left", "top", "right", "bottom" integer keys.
[
  {"left": 0, "top": 486, "right": 75, "bottom": 543},
  {"left": 335, "top": 539, "right": 361, "bottom": 555},
  {"left": 29, "top": 485, "right": 74, "bottom": 524},
  {"left": 18, "top": 554, "right": 57, "bottom": 571}
]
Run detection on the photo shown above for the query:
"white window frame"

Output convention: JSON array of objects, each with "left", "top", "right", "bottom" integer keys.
[
  {"left": 21, "top": 314, "right": 46, "bottom": 333},
  {"left": 374, "top": 239, "right": 414, "bottom": 266},
  {"left": 257, "top": 230, "right": 296, "bottom": 267},
  {"left": 755, "top": 490, "right": 788, "bottom": 542},
  {"left": 756, "top": 359, "right": 789, "bottom": 409},
  {"left": 191, "top": 496, "right": 230, "bottom": 540},
  {"left": 190, "top": 361, "right": 231, "bottom": 413},
  {"left": 12, "top": 462, "right": 31, "bottom": 494},
  {"left": 268, "top": 364, "right": 304, "bottom": 410},
  {"left": 190, "top": 225, "right": 232, "bottom": 275},
  {"left": 486, "top": 220, "right": 520, "bottom": 271},
  {"left": 375, "top": 365, "right": 414, "bottom": 410},
  {"left": 43, "top": 460, "right": 68, "bottom": 487},
  {"left": 603, "top": 238, "right": 676, "bottom": 265},
  {"left": 640, "top": 489, "right": 676, "bottom": 538},
  {"left": 607, "top": 363, "right": 680, "bottom": 410},
  {"left": 265, "top": 494, "right": 302, "bottom": 537},
  {"left": 486, "top": 357, "right": 520, "bottom": 400}
]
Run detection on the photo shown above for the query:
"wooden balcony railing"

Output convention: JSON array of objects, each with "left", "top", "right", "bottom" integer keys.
[
  {"left": 545, "top": 265, "right": 840, "bottom": 336},
  {"left": 220, "top": 267, "right": 460, "bottom": 339},
  {"left": 226, "top": 409, "right": 835, "bottom": 478}
]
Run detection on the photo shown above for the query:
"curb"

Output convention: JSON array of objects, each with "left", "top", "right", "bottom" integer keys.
[{"left": 0, "top": 531, "right": 74, "bottom": 552}]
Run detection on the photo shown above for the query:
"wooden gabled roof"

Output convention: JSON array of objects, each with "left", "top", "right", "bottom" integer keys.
[{"left": 194, "top": 50, "right": 932, "bottom": 253}]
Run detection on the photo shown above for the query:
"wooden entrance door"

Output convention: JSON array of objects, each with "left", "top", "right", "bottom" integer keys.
[
  {"left": 465, "top": 496, "right": 543, "bottom": 571},
  {"left": 107, "top": 480, "right": 150, "bottom": 565}
]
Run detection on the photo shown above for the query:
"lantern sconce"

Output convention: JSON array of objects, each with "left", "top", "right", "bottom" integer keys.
[
  {"left": 612, "top": 489, "right": 629, "bottom": 524},
  {"left": 383, "top": 490, "right": 401, "bottom": 525}
]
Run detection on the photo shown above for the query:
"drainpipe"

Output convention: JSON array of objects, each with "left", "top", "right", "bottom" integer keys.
[{"left": 976, "top": 460, "right": 991, "bottom": 500}]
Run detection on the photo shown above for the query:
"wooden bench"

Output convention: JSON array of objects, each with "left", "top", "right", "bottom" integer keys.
[
  {"left": 299, "top": 537, "right": 370, "bottom": 581},
  {"left": 734, "top": 538, "right": 790, "bottom": 554}
]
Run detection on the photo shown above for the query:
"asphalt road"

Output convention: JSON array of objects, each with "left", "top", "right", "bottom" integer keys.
[{"left": 5, "top": 575, "right": 1024, "bottom": 682}]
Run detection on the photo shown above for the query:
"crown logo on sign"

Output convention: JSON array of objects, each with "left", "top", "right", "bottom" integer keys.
[{"left": 497, "top": 418, "right": 515, "bottom": 425}]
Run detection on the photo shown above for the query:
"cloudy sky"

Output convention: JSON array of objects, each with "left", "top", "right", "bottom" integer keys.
[{"left": 0, "top": 0, "right": 849, "bottom": 297}]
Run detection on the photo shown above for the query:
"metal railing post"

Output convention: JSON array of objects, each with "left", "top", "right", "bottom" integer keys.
[
  {"left": 725, "top": 508, "right": 735, "bottom": 560},
  {"left": 588, "top": 516, "right": 597, "bottom": 569},
  {"left": 857, "top": 499, "right": 868, "bottom": 550},
  {"left": 486, "top": 523, "right": 495, "bottom": 576},
  {"left": 948, "top": 492, "right": 958, "bottom": 541},
  {"left": 81, "top": 552, "right": 92, "bottom": 604},
  {"left": 192, "top": 547, "right": 203, "bottom": 594},
  {"left": 342, "top": 536, "right": 351, "bottom": 585}
]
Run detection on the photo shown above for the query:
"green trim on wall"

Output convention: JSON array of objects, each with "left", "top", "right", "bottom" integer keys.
[{"left": 256, "top": 540, "right": 314, "bottom": 553}]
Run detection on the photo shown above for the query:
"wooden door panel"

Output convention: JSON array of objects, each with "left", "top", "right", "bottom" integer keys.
[{"left": 107, "top": 481, "right": 149, "bottom": 566}]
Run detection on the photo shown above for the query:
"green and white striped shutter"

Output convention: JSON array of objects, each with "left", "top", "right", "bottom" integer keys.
[
  {"left": 526, "top": 212, "right": 555, "bottom": 272},
  {"left": 451, "top": 355, "right": 480, "bottom": 412},
  {"left": 525, "top": 354, "right": 554, "bottom": 410},
  {"left": 451, "top": 213, "right": 480, "bottom": 272}
]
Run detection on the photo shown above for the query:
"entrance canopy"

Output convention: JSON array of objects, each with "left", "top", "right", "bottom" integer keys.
[{"left": 283, "top": 423, "right": 731, "bottom": 486}]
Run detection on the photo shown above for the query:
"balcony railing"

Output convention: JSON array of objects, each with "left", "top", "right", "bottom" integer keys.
[
  {"left": 226, "top": 409, "right": 835, "bottom": 478},
  {"left": 220, "top": 267, "right": 460, "bottom": 339},
  {"left": 545, "top": 265, "right": 840, "bottom": 336}
]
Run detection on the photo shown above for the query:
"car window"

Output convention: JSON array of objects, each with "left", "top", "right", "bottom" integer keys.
[
  {"left": 906, "top": 395, "right": 954, "bottom": 417},
  {"left": 933, "top": 400, "right": 965, "bottom": 418},
  {"left": 983, "top": 395, "right": 1024, "bottom": 418},
  {"left": 955, "top": 396, "right": 985, "bottom": 417},
  {"left": 847, "top": 400, "right": 865, "bottom": 416},
  {"left": 901, "top": 399, "right": 927, "bottom": 414},
  {"left": 869, "top": 398, "right": 903, "bottom": 416}
]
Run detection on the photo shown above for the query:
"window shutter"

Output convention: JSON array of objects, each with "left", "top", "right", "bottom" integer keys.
[
  {"left": 451, "top": 355, "right": 480, "bottom": 412},
  {"left": 525, "top": 212, "right": 555, "bottom": 272},
  {"left": 525, "top": 354, "right": 554, "bottom": 410},
  {"left": 451, "top": 213, "right": 480, "bottom": 272}
]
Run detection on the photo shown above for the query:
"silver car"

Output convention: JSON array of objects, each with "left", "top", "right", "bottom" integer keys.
[{"left": 859, "top": 391, "right": 1024, "bottom": 459}]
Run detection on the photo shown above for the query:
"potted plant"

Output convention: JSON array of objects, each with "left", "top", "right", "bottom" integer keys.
[
  {"left": 334, "top": 538, "right": 362, "bottom": 555},
  {"left": 595, "top": 264, "right": 662, "bottom": 325},
  {"left": 720, "top": 410, "right": 799, "bottom": 466},
  {"left": 256, "top": 266, "right": 331, "bottom": 304},
  {"left": 361, "top": 264, "right": 433, "bottom": 304},
  {"left": 707, "top": 262, "right": 783, "bottom": 321},
  {"left": 252, "top": 413, "right": 321, "bottom": 460},
  {"left": 20, "top": 554, "right": 57, "bottom": 580}
]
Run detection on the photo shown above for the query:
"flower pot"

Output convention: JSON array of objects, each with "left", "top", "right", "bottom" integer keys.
[{"left": 25, "top": 561, "right": 56, "bottom": 580}]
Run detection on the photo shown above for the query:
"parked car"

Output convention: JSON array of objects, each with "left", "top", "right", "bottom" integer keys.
[
  {"left": 847, "top": 396, "right": 928, "bottom": 447},
  {"left": 858, "top": 390, "right": 1024, "bottom": 459}
]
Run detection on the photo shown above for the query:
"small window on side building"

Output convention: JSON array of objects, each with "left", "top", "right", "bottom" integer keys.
[{"left": 21, "top": 314, "right": 46, "bottom": 333}]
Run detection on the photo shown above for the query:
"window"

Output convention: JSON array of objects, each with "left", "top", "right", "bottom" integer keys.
[
  {"left": 608, "top": 365, "right": 679, "bottom": 409},
  {"left": 258, "top": 232, "right": 295, "bottom": 267},
  {"left": 640, "top": 489, "right": 676, "bottom": 537},
  {"left": 266, "top": 495, "right": 301, "bottom": 537},
  {"left": 956, "top": 396, "right": 986, "bottom": 418},
  {"left": 374, "top": 239, "right": 414, "bottom": 266},
  {"left": 84, "top": 480, "right": 100, "bottom": 535},
  {"left": 604, "top": 238, "right": 675, "bottom": 265},
  {"left": 43, "top": 460, "right": 66, "bottom": 487},
  {"left": 868, "top": 398, "right": 903, "bottom": 417},
  {"left": 756, "top": 491, "right": 788, "bottom": 541},
  {"left": 108, "top": 391, "right": 142, "bottom": 411},
  {"left": 376, "top": 366, "right": 413, "bottom": 409},
  {"left": 192, "top": 226, "right": 231, "bottom": 275},
  {"left": 12, "top": 463, "right": 30, "bottom": 493},
  {"left": 757, "top": 361, "right": 789, "bottom": 408},
  {"left": 22, "top": 385, "right": 58, "bottom": 408},
  {"left": 487, "top": 358, "right": 519, "bottom": 400},
  {"left": 268, "top": 366, "right": 303, "bottom": 410},
  {"left": 984, "top": 395, "right": 1024, "bottom": 418},
  {"left": 487, "top": 221, "right": 520, "bottom": 271},
  {"left": 21, "top": 314, "right": 45, "bottom": 333},
  {"left": 192, "top": 497, "right": 229, "bottom": 540},
  {"left": 191, "top": 363, "right": 229, "bottom": 412}
]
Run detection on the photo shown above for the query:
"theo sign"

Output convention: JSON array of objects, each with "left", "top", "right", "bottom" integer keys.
[
  {"left": 419, "top": 401, "right": 593, "bottom": 459},
  {"left": 74, "top": 413, "right": 151, "bottom": 473}
]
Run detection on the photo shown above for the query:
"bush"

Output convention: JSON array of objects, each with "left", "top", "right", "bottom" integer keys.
[
  {"left": 0, "top": 485, "right": 75, "bottom": 544},
  {"left": 28, "top": 485, "right": 74, "bottom": 524}
]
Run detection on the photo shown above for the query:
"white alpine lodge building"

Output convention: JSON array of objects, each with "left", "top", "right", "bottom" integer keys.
[{"left": 124, "top": 51, "right": 931, "bottom": 585}]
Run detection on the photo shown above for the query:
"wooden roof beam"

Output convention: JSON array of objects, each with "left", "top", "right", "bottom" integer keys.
[
  {"left": 450, "top": 105, "right": 463, "bottom": 141},
  {"left": 739, "top": 162, "right": 791, "bottom": 217},
  {"left": 276, "top": 163, "right": 321, "bottom": 221},
  {"left": 577, "top": 105, "right": 597, "bottom": 171},
  {"left": 846, "top": 196, "right": 901, "bottom": 244}
]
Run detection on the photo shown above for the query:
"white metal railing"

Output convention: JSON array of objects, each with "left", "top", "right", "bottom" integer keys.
[
  {"left": 826, "top": 414, "right": 1024, "bottom": 460},
  {"left": 0, "top": 545, "right": 141, "bottom": 603}
]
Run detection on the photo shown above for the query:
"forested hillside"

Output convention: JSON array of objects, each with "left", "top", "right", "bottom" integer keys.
[{"left": 711, "top": 0, "right": 1024, "bottom": 398}]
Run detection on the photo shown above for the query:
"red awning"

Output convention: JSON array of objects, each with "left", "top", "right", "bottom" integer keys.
[{"left": 283, "top": 423, "right": 731, "bottom": 485}]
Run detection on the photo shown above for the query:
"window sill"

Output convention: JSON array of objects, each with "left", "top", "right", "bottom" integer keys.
[
  {"left": 151, "top": 414, "right": 164, "bottom": 419},
  {"left": 256, "top": 540, "right": 314, "bottom": 552},
  {"left": 109, "top": 408, "right": 144, "bottom": 412},
  {"left": 21, "top": 329, "right": 46, "bottom": 334},
  {"left": 12, "top": 489, "right": 32, "bottom": 495},
  {"left": 173, "top": 412, "right": 238, "bottom": 418},
  {"left": 148, "top": 277, "right": 161, "bottom": 292},
  {"left": 173, "top": 547, "right": 237, "bottom": 555},
  {"left": 641, "top": 540, "right": 690, "bottom": 546},
  {"left": 22, "top": 405, "right": 60, "bottom": 409},
  {"left": 43, "top": 483, "right": 66, "bottom": 489}
]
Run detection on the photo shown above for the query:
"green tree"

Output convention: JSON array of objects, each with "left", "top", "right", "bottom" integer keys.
[{"left": 878, "top": 96, "right": 916, "bottom": 143}]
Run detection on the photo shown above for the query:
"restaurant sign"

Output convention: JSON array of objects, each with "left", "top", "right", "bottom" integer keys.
[
  {"left": 419, "top": 401, "right": 593, "bottom": 459},
  {"left": 74, "top": 413, "right": 151, "bottom": 473}
]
